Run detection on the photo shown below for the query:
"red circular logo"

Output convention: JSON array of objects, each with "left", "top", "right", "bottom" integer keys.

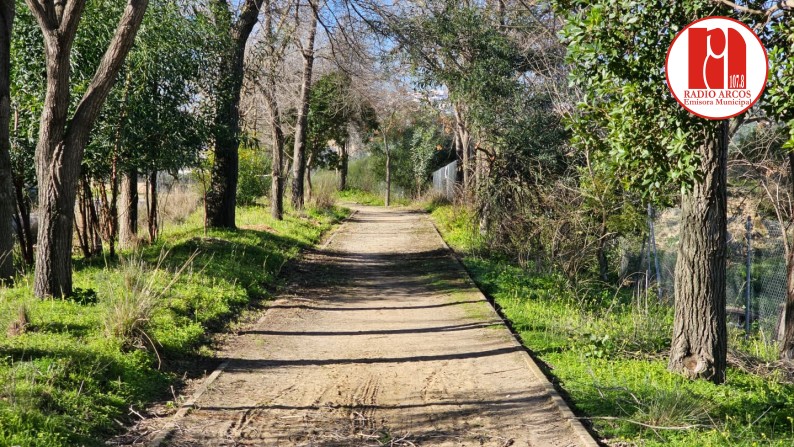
[{"left": 665, "top": 16, "right": 768, "bottom": 120}]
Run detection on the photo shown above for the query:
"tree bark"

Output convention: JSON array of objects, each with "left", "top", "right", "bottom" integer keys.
[
  {"left": 385, "top": 133, "right": 391, "bottom": 207},
  {"left": 668, "top": 125, "right": 727, "bottom": 384},
  {"left": 454, "top": 104, "right": 471, "bottom": 193},
  {"left": 306, "top": 151, "right": 314, "bottom": 202},
  {"left": 780, "top": 151, "right": 794, "bottom": 360},
  {"left": 76, "top": 175, "right": 102, "bottom": 258},
  {"left": 0, "top": 0, "right": 14, "bottom": 281},
  {"left": 266, "top": 95, "right": 285, "bottom": 220},
  {"left": 12, "top": 175, "right": 33, "bottom": 266},
  {"left": 339, "top": 141, "right": 348, "bottom": 191},
  {"left": 147, "top": 171, "right": 157, "bottom": 243},
  {"left": 262, "top": 0, "right": 285, "bottom": 221},
  {"left": 119, "top": 169, "right": 138, "bottom": 248},
  {"left": 291, "top": 2, "right": 318, "bottom": 211},
  {"left": 28, "top": 0, "right": 149, "bottom": 297},
  {"left": 206, "top": 0, "right": 265, "bottom": 229}
]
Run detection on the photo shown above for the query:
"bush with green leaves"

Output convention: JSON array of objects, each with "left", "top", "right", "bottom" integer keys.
[{"left": 237, "top": 147, "right": 271, "bottom": 206}]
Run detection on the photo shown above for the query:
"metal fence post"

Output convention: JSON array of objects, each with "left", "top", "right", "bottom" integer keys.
[{"left": 745, "top": 215, "right": 752, "bottom": 338}]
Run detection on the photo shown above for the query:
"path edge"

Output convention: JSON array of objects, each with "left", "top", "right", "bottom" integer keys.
[
  {"left": 146, "top": 209, "right": 359, "bottom": 447},
  {"left": 428, "top": 216, "right": 601, "bottom": 447}
]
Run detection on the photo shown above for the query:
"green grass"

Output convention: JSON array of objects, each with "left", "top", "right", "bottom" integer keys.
[
  {"left": 430, "top": 203, "right": 794, "bottom": 447},
  {"left": 0, "top": 205, "right": 348, "bottom": 447},
  {"left": 337, "top": 187, "right": 410, "bottom": 206}
]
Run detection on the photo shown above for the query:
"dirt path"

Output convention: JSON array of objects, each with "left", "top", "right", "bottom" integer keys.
[{"left": 128, "top": 205, "right": 593, "bottom": 447}]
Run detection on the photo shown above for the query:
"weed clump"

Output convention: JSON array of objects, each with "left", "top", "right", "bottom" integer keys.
[
  {"left": 6, "top": 305, "right": 29, "bottom": 337},
  {"left": 99, "top": 250, "right": 196, "bottom": 355}
]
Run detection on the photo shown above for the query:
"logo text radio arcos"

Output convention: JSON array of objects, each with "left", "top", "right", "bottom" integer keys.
[{"left": 683, "top": 89, "right": 753, "bottom": 99}]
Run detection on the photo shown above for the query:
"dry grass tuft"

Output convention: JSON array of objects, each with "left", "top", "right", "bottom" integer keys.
[
  {"left": 6, "top": 305, "right": 29, "bottom": 337},
  {"left": 100, "top": 250, "right": 198, "bottom": 365}
]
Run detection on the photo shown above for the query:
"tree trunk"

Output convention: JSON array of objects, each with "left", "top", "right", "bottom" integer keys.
[
  {"left": 780, "top": 151, "right": 794, "bottom": 359},
  {"left": 119, "top": 169, "right": 138, "bottom": 248},
  {"left": 206, "top": 0, "right": 265, "bottom": 229},
  {"left": 306, "top": 151, "right": 314, "bottom": 203},
  {"left": 339, "top": 141, "right": 348, "bottom": 191},
  {"left": 75, "top": 175, "right": 102, "bottom": 258},
  {"left": 0, "top": 0, "right": 14, "bottom": 281},
  {"left": 29, "top": 0, "right": 149, "bottom": 298},
  {"left": 596, "top": 239, "right": 608, "bottom": 282},
  {"left": 97, "top": 161, "right": 119, "bottom": 257},
  {"left": 102, "top": 74, "right": 131, "bottom": 255},
  {"left": 11, "top": 104, "right": 33, "bottom": 266},
  {"left": 596, "top": 210, "right": 609, "bottom": 282},
  {"left": 385, "top": 134, "right": 391, "bottom": 207},
  {"left": 454, "top": 104, "right": 471, "bottom": 193},
  {"left": 782, "top": 249, "right": 794, "bottom": 360},
  {"left": 668, "top": 125, "right": 727, "bottom": 384},
  {"left": 12, "top": 175, "right": 33, "bottom": 266},
  {"left": 263, "top": 0, "right": 284, "bottom": 221},
  {"left": 291, "top": 3, "right": 318, "bottom": 211},
  {"left": 270, "top": 132, "right": 284, "bottom": 220},
  {"left": 147, "top": 171, "right": 158, "bottom": 243}
]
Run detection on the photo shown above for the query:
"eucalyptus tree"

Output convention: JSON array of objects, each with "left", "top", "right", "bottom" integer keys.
[
  {"left": 24, "top": 0, "right": 149, "bottom": 297},
  {"left": 0, "top": 0, "right": 13, "bottom": 281},
  {"left": 206, "top": 0, "right": 265, "bottom": 229}
]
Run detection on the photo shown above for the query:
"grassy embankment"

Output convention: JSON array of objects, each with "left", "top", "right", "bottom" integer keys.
[
  {"left": 337, "top": 187, "right": 411, "bottom": 206},
  {"left": 429, "top": 203, "right": 794, "bottom": 447},
  {"left": 0, "top": 204, "right": 347, "bottom": 447}
]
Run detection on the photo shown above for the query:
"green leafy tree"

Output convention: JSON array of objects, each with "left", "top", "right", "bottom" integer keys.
[
  {"left": 206, "top": 0, "right": 265, "bottom": 228},
  {"left": 367, "top": 109, "right": 451, "bottom": 198},
  {"left": 103, "top": 0, "right": 215, "bottom": 246},
  {"left": 7, "top": 1, "right": 44, "bottom": 266},
  {"left": 24, "top": 0, "right": 149, "bottom": 297},
  {"left": 0, "top": 0, "right": 13, "bottom": 281},
  {"left": 305, "top": 72, "right": 354, "bottom": 198},
  {"left": 559, "top": 0, "right": 748, "bottom": 383}
]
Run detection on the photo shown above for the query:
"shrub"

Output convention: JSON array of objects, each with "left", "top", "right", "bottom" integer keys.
[
  {"left": 310, "top": 171, "right": 337, "bottom": 212},
  {"left": 237, "top": 147, "right": 271, "bottom": 206}
]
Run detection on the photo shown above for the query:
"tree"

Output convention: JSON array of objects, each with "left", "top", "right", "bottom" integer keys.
[
  {"left": 559, "top": 0, "right": 738, "bottom": 383},
  {"left": 26, "top": 0, "right": 149, "bottom": 298},
  {"left": 8, "top": 2, "right": 45, "bottom": 268},
  {"left": 291, "top": 0, "right": 318, "bottom": 211},
  {"left": 0, "top": 0, "right": 13, "bottom": 282},
  {"left": 255, "top": 0, "right": 295, "bottom": 220},
  {"left": 108, "top": 0, "right": 214, "bottom": 246},
  {"left": 761, "top": 2, "right": 794, "bottom": 359},
  {"left": 304, "top": 72, "right": 368, "bottom": 199},
  {"left": 206, "top": 0, "right": 264, "bottom": 229}
]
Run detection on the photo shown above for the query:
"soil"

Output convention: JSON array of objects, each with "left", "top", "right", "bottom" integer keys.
[{"left": 117, "top": 205, "right": 586, "bottom": 447}]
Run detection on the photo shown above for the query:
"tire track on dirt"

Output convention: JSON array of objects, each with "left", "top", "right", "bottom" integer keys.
[{"left": 118, "top": 205, "right": 596, "bottom": 447}]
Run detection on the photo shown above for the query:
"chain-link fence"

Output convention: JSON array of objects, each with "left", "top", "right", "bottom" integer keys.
[
  {"left": 624, "top": 207, "right": 788, "bottom": 343},
  {"left": 432, "top": 161, "right": 458, "bottom": 199}
]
